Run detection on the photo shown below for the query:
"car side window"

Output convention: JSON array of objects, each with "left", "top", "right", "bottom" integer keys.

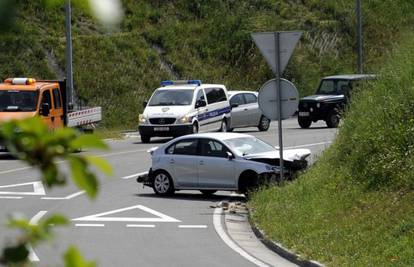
[
  {"left": 244, "top": 93, "right": 257, "bottom": 104},
  {"left": 205, "top": 88, "right": 227, "bottom": 104},
  {"left": 52, "top": 88, "right": 62, "bottom": 109},
  {"left": 166, "top": 139, "right": 199, "bottom": 155},
  {"left": 196, "top": 89, "right": 205, "bottom": 102},
  {"left": 200, "top": 139, "right": 229, "bottom": 158},
  {"left": 230, "top": 94, "right": 245, "bottom": 106},
  {"left": 41, "top": 90, "right": 52, "bottom": 108}
]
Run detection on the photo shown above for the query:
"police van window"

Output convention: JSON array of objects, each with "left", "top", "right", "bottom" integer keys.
[
  {"left": 149, "top": 90, "right": 194, "bottom": 106},
  {"left": 244, "top": 93, "right": 257, "bottom": 104},
  {"left": 205, "top": 88, "right": 227, "bottom": 104},
  {"left": 41, "top": 90, "right": 52, "bottom": 108},
  {"left": 166, "top": 139, "right": 199, "bottom": 155},
  {"left": 52, "top": 88, "right": 62, "bottom": 109},
  {"left": 230, "top": 94, "right": 245, "bottom": 106}
]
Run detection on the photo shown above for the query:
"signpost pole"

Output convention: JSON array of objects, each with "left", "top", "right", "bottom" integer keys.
[
  {"left": 274, "top": 32, "right": 284, "bottom": 182},
  {"left": 65, "top": 0, "right": 74, "bottom": 110}
]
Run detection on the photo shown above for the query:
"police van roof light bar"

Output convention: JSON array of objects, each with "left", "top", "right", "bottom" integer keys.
[{"left": 160, "top": 80, "right": 202, "bottom": 87}]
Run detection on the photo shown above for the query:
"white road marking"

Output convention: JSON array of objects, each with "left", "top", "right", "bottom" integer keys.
[
  {"left": 41, "top": 191, "right": 85, "bottom": 200},
  {"left": 28, "top": 245, "right": 39, "bottom": 262},
  {"left": 0, "top": 181, "right": 45, "bottom": 196},
  {"left": 75, "top": 224, "right": 105, "bottom": 227},
  {"left": 29, "top": 211, "right": 48, "bottom": 225},
  {"left": 178, "top": 225, "right": 208, "bottom": 229},
  {"left": 126, "top": 224, "right": 155, "bottom": 228},
  {"left": 0, "top": 166, "right": 32, "bottom": 175},
  {"left": 27, "top": 211, "right": 48, "bottom": 262},
  {"left": 122, "top": 172, "right": 148, "bottom": 180},
  {"left": 284, "top": 141, "right": 332, "bottom": 149},
  {"left": 0, "top": 196, "right": 23, "bottom": 199},
  {"left": 213, "top": 205, "right": 269, "bottom": 267},
  {"left": 72, "top": 205, "right": 181, "bottom": 223}
]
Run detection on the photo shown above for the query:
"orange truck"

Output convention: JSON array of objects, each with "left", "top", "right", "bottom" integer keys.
[{"left": 0, "top": 78, "right": 101, "bottom": 147}]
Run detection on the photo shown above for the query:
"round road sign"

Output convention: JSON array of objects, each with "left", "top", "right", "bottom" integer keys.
[{"left": 258, "top": 78, "right": 299, "bottom": 120}]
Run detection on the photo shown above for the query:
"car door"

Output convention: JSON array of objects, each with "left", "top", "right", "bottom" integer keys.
[
  {"left": 51, "top": 87, "right": 64, "bottom": 128},
  {"left": 229, "top": 93, "right": 246, "bottom": 128},
  {"left": 197, "top": 139, "right": 236, "bottom": 189},
  {"left": 243, "top": 93, "right": 261, "bottom": 126},
  {"left": 165, "top": 138, "right": 199, "bottom": 188},
  {"left": 195, "top": 89, "right": 208, "bottom": 128},
  {"left": 39, "top": 89, "right": 54, "bottom": 128}
]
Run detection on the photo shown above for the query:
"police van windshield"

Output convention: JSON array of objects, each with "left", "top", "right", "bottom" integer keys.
[
  {"left": 148, "top": 90, "right": 194, "bottom": 106},
  {"left": 0, "top": 91, "right": 39, "bottom": 112},
  {"left": 316, "top": 79, "right": 350, "bottom": 95}
]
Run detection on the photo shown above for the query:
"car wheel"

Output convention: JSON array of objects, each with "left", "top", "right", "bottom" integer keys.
[
  {"left": 298, "top": 117, "right": 312, "bottom": 129},
  {"left": 191, "top": 123, "right": 199, "bottom": 134},
  {"left": 258, "top": 116, "right": 270, "bottom": 131},
  {"left": 326, "top": 110, "right": 340, "bottom": 128},
  {"left": 220, "top": 119, "right": 228, "bottom": 132},
  {"left": 152, "top": 171, "right": 174, "bottom": 196},
  {"left": 200, "top": 190, "right": 217, "bottom": 196},
  {"left": 141, "top": 135, "right": 151, "bottom": 143}
]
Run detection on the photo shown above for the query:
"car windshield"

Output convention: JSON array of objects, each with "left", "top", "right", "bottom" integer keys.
[
  {"left": 0, "top": 91, "right": 38, "bottom": 112},
  {"left": 148, "top": 89, "right": 194, "bottom": 106},
  {"left": 223, "top": 137, "right": 275, "bottom": 156}
]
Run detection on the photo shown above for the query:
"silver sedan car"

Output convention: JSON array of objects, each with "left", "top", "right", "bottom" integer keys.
[
  {"left": 137, "top": 133, "right": 310, "bottom": 196},
  {"left": 227, "top": 91, "right": 271, "bottom": 132}
]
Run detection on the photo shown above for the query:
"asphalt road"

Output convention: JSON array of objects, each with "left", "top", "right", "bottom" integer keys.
[{"left": 0, "top": 118, "right": 336, "bottom": 266}]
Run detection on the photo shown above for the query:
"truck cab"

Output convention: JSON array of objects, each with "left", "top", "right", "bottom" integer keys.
[
  {"left": 297, "top": 74, "right": 375, "bottom": 128},
  {"left": 0, "top": 78, "right": 65, "bottom": 129}
]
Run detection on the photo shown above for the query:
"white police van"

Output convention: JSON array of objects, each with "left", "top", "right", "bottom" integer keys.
[{"left": 138, "top": 80, "right": 231, "bottom": 143}]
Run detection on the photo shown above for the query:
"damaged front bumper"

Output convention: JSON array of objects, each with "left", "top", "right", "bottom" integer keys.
[{"left": 137, "top": 168, "right": 153, "bottom": 187}]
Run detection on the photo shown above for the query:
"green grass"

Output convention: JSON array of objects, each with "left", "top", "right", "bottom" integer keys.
[
  {"left": 2, "top": 1, "right": 414, "bottom": 129},
  {"left": 249, "top": 33, "right": 414, "bottom": 266}
]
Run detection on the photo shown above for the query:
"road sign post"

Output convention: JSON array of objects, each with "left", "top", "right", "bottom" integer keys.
[{"left": 252, "top": 31, "right": 302, "bottom": 182}]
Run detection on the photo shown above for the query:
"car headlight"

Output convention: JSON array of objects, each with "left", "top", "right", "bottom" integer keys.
[
  {"left": 139, "top": 114, "right": 148, "bottom": 124},
  {"left": 265, "top": 164, "right": 278, "bottom": 172},
  {"left": 178, "top": 116, "right": 191, "bottom": 124}
]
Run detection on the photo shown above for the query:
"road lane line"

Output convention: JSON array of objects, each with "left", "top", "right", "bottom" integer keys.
[
  {"left": 0, "top": 166, "right": 32, "bottom": 175},
  {"left": 284, "top": 141, "right": 332, "bottom": 149},
  {"left": 0, "top": 196, "right": 23, "bottom": 199},
  {"left": 178, "top": 225, "right": 208, "bottom": 229},
  {"left": 75, "top": 224, "right": 105, "bottom": 227},
  {"left": 213, "top": 205, "right": 269, "bottom": 267},
  {"left": 122, "top": 172, "right": 148, "bottom": 180},
  {"left": 29, "top": 211, "right": 48, "bottom": 225},
  {"left": 126, "top": 224, "right": 155, "bottom": 228},
  {"left": 27, "top": 211, "right": 48, "bottom": 262},
  {"left": 41, "top": 190, "right": 85, "bottom": 200}
]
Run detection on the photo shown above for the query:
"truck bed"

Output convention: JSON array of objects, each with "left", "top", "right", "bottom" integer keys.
[{"left": 67, "top": 107, "right": 102, "bottom": 128}]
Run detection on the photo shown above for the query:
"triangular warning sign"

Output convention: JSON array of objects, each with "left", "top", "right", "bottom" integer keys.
[
  {"left": 72, "top": 205, "right": 181, "bottom": 223},
  {"left": 0, "top": 181, "right": 45, "bottom": 195}
]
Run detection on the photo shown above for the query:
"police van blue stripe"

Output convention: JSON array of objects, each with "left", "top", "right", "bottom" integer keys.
[{"left": 197, "top": 106, "right": 231, "bottom": 122}]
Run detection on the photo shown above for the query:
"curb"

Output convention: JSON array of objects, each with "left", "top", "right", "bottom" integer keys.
[{"left": 248, "top": 215, "right": 325, "bottom": 267}]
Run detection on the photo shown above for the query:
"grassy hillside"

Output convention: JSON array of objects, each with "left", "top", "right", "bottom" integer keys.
[
  {"left": 250, "top": 34, "right": 414, "bottom": 266},
  {"left": 1, "top": 0, "right": 414, "bottom": 128}
]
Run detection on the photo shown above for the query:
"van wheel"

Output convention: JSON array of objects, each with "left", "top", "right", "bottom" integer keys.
[
  {"left": 326, "top": 110, "right": 340, "bottom": 128},
  {"left": 141, "top": 135, "right": 151, "bottom": 143},
  {"left": 258, "top": 116, "right": 270, "bottom": 131},
  {"left": 220, "top": 119, "right": 228, "bottom": 132},
  {"left": 192, "top": 123, "right": 198, "bottom": 134},
  {"left": 298, "top": 117, "right": 312, "bottom": 128},
  {"left": 152, "top": 171, "right": 175, "bottom": 196}
]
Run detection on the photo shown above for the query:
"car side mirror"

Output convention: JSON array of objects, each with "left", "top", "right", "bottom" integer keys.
[
  {"left": 143, "top": 100, "right": 148, "bottom": 108},
  {"left": 226, "top": 151, "right": 235, "bottom": 160},
  {"left": 40, "top": 103, "right": 50, "bottom": 116},
  {"left": 195, "top": 100, "right": 207, "bottom": 108},
  {"left": 231, "top": 103, "right": 239, "bottom": 108}
]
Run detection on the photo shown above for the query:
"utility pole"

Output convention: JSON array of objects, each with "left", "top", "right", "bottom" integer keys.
[
  {"left": 65, "top": 0, "right": 74, "bottom": 110},
  {"left": 356, "top": 0, "right": 363, "bottom": 74}
]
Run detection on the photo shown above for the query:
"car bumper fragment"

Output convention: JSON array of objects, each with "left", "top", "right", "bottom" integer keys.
[
  {"left": 137, "top": 169, "right": 153, "bottom": 187},
  {"left": 138, "top": 125, "right": 193, "bottom": 137}
]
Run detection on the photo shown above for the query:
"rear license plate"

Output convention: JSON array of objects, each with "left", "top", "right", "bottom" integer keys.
[
  {"left": 299, "top": 112, "right": 310, "bottom": 116},
  {"left": 154, "top": 127, "right": 169, "bottom": 131}
]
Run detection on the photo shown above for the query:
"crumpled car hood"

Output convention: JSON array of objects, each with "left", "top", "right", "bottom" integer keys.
[{"left": 243, "top": 148, "right": 311, "bottom": 162}]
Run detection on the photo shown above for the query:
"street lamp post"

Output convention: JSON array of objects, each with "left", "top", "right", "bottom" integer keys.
[
  {"left": 356, "top": 0, "right": 363, "bottom": 74},
  {"left": 65, "top": 0, "right": 74, "bottom": 110}
]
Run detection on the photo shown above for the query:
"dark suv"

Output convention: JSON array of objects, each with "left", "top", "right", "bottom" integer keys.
[{"left": 297, "top": 74, "right": 375, "bottom": 128}]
